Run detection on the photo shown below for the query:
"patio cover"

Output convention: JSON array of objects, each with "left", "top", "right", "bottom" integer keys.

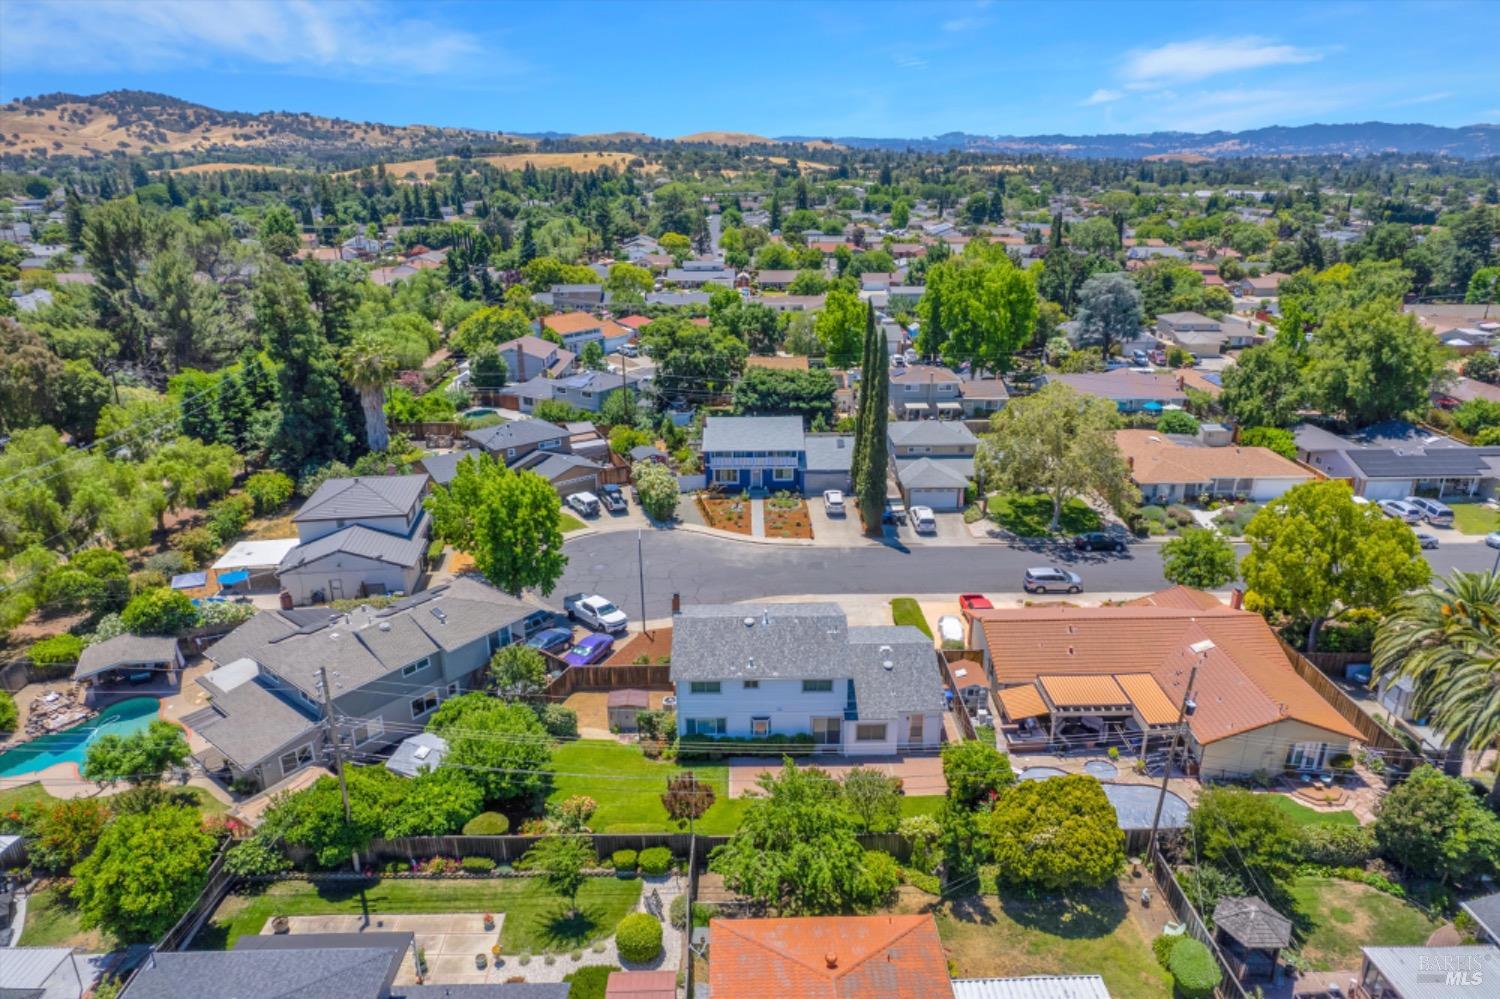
[
  {"left": 903, "top": 401, "right": 930, "bottom": 411},
  {"left": 212, "top": 538, "right": 300, "bottom": 571},
  {"left": 997, "top": 684, "right": 1048, "bottom": 721},
  {"left": 936, "top": 401, "right": 963, "bottom": 411},
  {"left": 171, "top": 571, "right": 208, "bottom": 590}
]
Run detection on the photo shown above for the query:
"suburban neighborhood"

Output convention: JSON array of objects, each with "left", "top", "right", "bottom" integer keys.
[{"left": 3, "top": 3, "right": 1500, "bottom": 998}]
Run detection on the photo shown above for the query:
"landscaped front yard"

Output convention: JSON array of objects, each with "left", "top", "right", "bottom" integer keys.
[
  {"left": 1449, "top": 500, "right": 1500, "bottom": 535},
  {"left": 1290, "top": 875, "right": 1444, "bottom": 971},
  {"left": 763, "top": 493, "right": 812, "bottom": 539},
  {"left": 196, "top": 876, "right": 643, "bottom": 953},
  {"left": 987, "top": 492, "right": 1100, "bottom": 538},
  {"left": 697, "top": 495, "right": 751, "bottom": 535}
]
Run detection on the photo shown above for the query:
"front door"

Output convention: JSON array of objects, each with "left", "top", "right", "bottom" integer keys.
[
  {"left": 328, "top": 578, "right": 345, "bottom": 600},
  {"left": 812, "top": 716, "right": 842, "bottom": 747},
  {"left": 751, "top": 468, "right": 764, "bottom": 490},
  {"left": 1286, "top": 741, "right": 1326, "bottom": 771}
]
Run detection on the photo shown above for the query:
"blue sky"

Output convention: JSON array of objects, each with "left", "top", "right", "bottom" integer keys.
[{"left": 2, "top": 1, "right": 1497, "bottom": 138}]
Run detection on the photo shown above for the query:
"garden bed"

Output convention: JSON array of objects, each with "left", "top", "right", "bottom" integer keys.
[
  {"left": 697, "top": 495, "right": 752, "bottom": 535},
  {"left": 763, "top": 494, "right": 812, "bottom": 539}
]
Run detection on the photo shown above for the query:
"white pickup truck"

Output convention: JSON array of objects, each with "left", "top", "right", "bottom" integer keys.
[{"left": 563, "top": 593, "right": 629, "bottom": 634}]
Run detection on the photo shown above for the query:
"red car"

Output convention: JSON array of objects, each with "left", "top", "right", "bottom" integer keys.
[{"left": 958, "top": 594, "right": 993, "bottom": 613}]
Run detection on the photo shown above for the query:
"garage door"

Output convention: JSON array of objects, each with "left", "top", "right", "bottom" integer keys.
[
  {"left": 907, "top": 487, "right": 963, "bottom": 511},
  {"left": 804, "top": 471, "right": 851, "bottom": 495},
  {"left": 1360, "top": 480, "right": 1410, "bottom": 502}
]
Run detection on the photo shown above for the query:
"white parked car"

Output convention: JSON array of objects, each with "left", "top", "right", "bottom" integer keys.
[
  {"left": 563, "top": 593, "right": 629, "bottom": 633},
  {"left": 823, "top": 489, "right": 846, "bottom": 515},
  {"left": 908, "top": 505, "right": 937, "bottom": 533},
  {"left": 903, "top": 348, "right": 919, "bottom": 365},
  {"left": 567, "top": 491, "right": 600, "bottom": 517},
  {"left": 1403, "top": 496, "right": 1454, "bottom": 527},
  {"left": 937, "top": 614, "right": 965, "bottom": 646},
  {"left": 1378, "top": 499, "right": 1423, "bottom": 524}
]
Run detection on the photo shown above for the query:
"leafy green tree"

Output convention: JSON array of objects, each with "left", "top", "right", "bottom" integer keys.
[
  {"left": 986, "top": 775, "right": 1125, "bottom": 890},
  {"left": 260, "top": 765, "right": 405, "bottom": 869},
  {"left": 1374, "top": 765, "right": 1500, "bottom": 884},
  {"left": 1074, "top": 272, "right": 1142, "bottom": 358},
  {"left": 382, "top": 769, "right": 485, "bottom": 838},
  {"left": 632, "top": 459, "right": 680, "bottom": 522},
  {"left": 1155, "top": 410, "right": 1200, "bottom": 435},
  {"left": 1304, "top": 305, "right": 1440, "bottom": 428},
  {"left": 713, "top": 298, "right": 783, "bottom": 355},
  {"left": 424, "top": 457, "right": 567, "bottom": 596},
  {"left": 258, "top": 204, "right": 300, "bottom": 259},
  {"left": 0, "top": 319, "right": 62, "bottom": 434},
  {"left": 815, "top": 287, "right": 865, "bottom": 369},
  {"left": 606, "top": 262, "right": 653, "bottom": 298},
  {"left": 976, "top": 382, "right": 1138, "bottom": 531},
  {"left": 1160, "top": 529, "right": 1238, "bottom": 589},
  {"left": 580, "top": 340, "right": 606, "bottom": 371},
  {"left": 19, "top": 798, "right": 110, "bottom": 871},
  {"left": 641, "top": 315, "right": 747, "bottom": 398},
  {"left": 427, "top": 692, "right": 551, "bottom": 804},
  {"left": 244, "top": 470, "right": 295, "bottom": 515},
  {"left": 120, "top": 588, "right": 198, "bottom": 636},
  {"left": 731, "top": 366, "right": 836, "bottom": 426},
  {"left": 452, "top": 306, "right": 531, "bottom": 359},
  {"left": 840, "top": 766, "right": 902, "bottom": 833},
  {"left": 1190, "top": 788, "right": 1300, "bottom": 907},
  {"left": 941, "top": 740, "right": 1016, "bottom": 808},
  {"left": 525, "top": 836, "right": 596, "bottom": 916},
  {"left": 488, "top": 644, "right": 548, "bottom": 698},
  {"left": 924, "top": 244, "right": 1038, "bottom": 374},
  {"left": 711, "top": 760, "right": 899, "bottom": 914},
  {"left": 71, "top": 805, "right": 216, "bottom": 941},
  {"left": 256, "top": 262, "right": 351, "bottom": 472},
  {"left": 1242, "top": 480, "right": 1429, "bottom": 649},
  {"left": 1070, "top": 216, "right": 1122, "bottom": 256},
  {"left": 81, "top": 720, "right": 190, "bottom": 786},
  {"left": 54, "top": 359, "right": 113, "bottom": 442},
  {"left": 1238, "top": 426, "right": 1297, "bottom": 460}
]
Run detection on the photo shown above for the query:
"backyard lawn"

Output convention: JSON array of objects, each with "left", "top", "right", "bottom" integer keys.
[
  {"left": 889, "top": 598, "right": 933, "bottom": 638},
  {"left": 1449, "top": 500, "right": 1500, "bottom": 535},
  {"left": 920, "top": 887, "right": 1171, "bottom": 999},
  {"left": 0, "top": 781, "right": 226, "bottom": 816},
  {"left": 196, "top": 876, "right": 642, "bottom": 953},
  {"left": 16, "top": 882, "right": 115, "bottom": 951},
  {"left": 1267, "top": 795, "right": 1361, "bottom": 827},
  {"left": 1291, "top": 875, "right": 1443, "bottom": 971},
  {"left": 988, "top": 492, "right": 1100, "bottom": 538},
  {"left": 548, "top": 740, "right": 749, "bottom": 834}
]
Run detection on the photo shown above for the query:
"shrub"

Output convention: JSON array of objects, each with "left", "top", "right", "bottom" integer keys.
[
  {"left": 172, "top": 526, "right": 221, "bottom": 566},
  {"left": 612, "top": 849, "right": 638, "bottom": 872},
  {"left": 1156, "top": 410, "right": 1200, "bottom": 435},
  {"left": 197, "top": 600, "right": 258, "bottom": 630},
  {"left": 858, "top": 849, "right": 903, "bottom": 906},
  {"left": 463, "top": 812, "right": 510, "bottom": 835},
  {"left": 244, "top": 470, "right": 295, "bottom": 514},
  {"left": 633, "top": 459, "right": 681, "bottom": 521},
  {"left": 1298, "top": 823, "right": 1377, "bottom": 867},
  {"left": 563, "top": 965, "right": 621, "bottom": 999},
  {"left": 0, "top": 689, "right": 16, "bottom": 735},
  {"left": 207, "top": 493, "right": 255, "bottom": 544},
  {"left": 224, "top": 837, "right": 292, "bottom": 876},
  {"left": 1239, "top": 426, "right": 1297, "bottom": 460},
  {"left": 461, "top": 856, "right": 497, "bottom": 874},
  {"left": 615, "top": 913, "right": 663, "bottom": 963},
  {"left": 1167, "top": 937, "right": 1220, "bottom": 999},
  {"left": 637, "top": 846, "right": 672, "bottom": 876},
  {"left": 28, "top": 633, "right": 84, "bottom": 665},
  {"left": 668, "top": 893, "right": 715, "bottom": 929},
  {"left": 1153, "top": 932, "right": 1178, "bottom": 968},
  {"left": 121, "top": 588, "right": 199, "bottom": 635},
  {"left": 144, "top": 551, "right": 192, "bottom": 576},
  {"left": 534, "top": 703, "right": 579, "bottom": 739}
]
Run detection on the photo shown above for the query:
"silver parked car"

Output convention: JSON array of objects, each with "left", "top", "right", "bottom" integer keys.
[
  {"left": 1403, "top": 496, "right": 1454, "bottom": 527},
  {"left": 1378, "top": 499, "right": 1423, "bottom": 524},
  {"left": 1023, "top": 567, "right": 1083, "bottom": 594}
]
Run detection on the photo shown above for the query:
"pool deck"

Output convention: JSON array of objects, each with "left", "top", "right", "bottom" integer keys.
[{"left": 1010, "top": 751, "right": 1204, "bottom": 806}]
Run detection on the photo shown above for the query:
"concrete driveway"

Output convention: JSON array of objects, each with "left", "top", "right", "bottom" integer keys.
[
  {"left": 892, "top": 510, "right": 971, "bottom": 546},
  {"left": 728, "top": 753, "right": 947, "bottom": 798},
  {"left": 807, "top": 499, "right": 866, "bottom": 543}
]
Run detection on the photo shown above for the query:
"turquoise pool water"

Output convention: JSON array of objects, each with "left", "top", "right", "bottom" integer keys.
[{"left": 0, "top": 697, "right": 161, "bottom": 778}]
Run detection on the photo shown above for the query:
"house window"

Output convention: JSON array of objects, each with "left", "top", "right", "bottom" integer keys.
[
  {"left": 410, "top": 690, "right": 440, "bottom": 718},
  {"left": 690, "top": 681, "right": 721, "bottom": 695},
  {"left": 713, "top": 468, "right": 739, "bottom": 485},
  {"left": 802, "top": 679, "right": 834, "bottom": 693},
  {"left": 489, "top": 628, "right": 511, "bottom": 653},
  {"left": 402, "top": 657, "right": 430, "bottom": 677},
  {"left": 772, "top": 467, "right": 794, "bottom": 482},
  {"left": 279, "top": 744, "right": 314, "bottom": 775},
  {"left": 855, "top": 723, "right": 888, "bottom": 742},
  {"left": 687, "top": 717, "right": 726, "bottom": 736},
  {"left": 910, "top": 446, "right": 931, "bottom": 454},
  {"left": 1286, "top": 741, "right": 1327, "bottom": 771},
  {"left": 743, "top": 680, "right": 759, "bottom": 690},
  {"left": 751, "top": 717, "right": 770, "bottom": 736},
  {"left": 446, "top": 681, "right": 461, "bottom": 697},
  {"left": 351, "top": 719, "right": 384, "bottom": 746},
  {"left": 298, "top": 688, "right": 319, "bottom": 707},
  {"left": 908, "top": 716, "right": 924, "bottom": 744}
]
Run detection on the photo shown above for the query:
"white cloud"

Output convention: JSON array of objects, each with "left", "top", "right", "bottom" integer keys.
[
  {"left": 0, "top": 0, "right": 494, "bottom": 80},
  {"left": 1131, "top": 87, "right": 1353, "bottom": 133},
  {"left": 894, "top": 54, "right": 928, "bottom": 69},
  {"left": 1082, "top": 88, "right": 1125, "bottom": 106},
  {"left": 1388, "top": 92, "right": 1452, "bottom": 107},
  {"left": 1121, "top": 36, "right": 1322, "bottom": 86}
]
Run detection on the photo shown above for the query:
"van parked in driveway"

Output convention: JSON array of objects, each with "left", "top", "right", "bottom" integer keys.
[{"left": 1403, "top": 496, "right": 1454, "bottom": 527}]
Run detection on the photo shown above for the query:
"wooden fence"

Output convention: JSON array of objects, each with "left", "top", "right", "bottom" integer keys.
[
  {"left": 1149, "top": 844, "right": 1250, "bottom": 999},
  {"left": 390, "top": 420, "right": 466, "bottom": 439},
  {"left": 1276, "top": 638, "right": 1428, "bottom": 772},
  {"left": 936, "top": 652, "right": 978, "bottom": 742},
  {"left": 159, "top": 839, "right": 236, "bottom": 951},
  {"left": 543, "top": 662, "right": 672, "bottom": 698}
]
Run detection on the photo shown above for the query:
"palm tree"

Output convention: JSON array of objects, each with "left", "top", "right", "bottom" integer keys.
[
  {"left": 340, "top": 334, "right": 399, "bottom": 453},
  {"left": 1372, "top": 571, "right": 1500, "bottom": 804}
]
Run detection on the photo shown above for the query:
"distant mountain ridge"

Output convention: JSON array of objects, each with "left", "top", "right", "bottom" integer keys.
[{"left": 777, "top": 122, "right": 1500, "bottom": 159}]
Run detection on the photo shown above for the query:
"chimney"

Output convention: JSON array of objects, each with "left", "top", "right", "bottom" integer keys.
[
  {"left": 824, "top": 953, "right": 839, "bottom": 969},
  {"left": 1127, "top": 456, "right": 1134, "bottom": 471},
  {"left": 1229, "top": 588, "right": 1244, "bottom": 610},
  {"left": 671, "top": 592, "right": 681, "bottom": 615},
  {"left": 1176, "top": 375, "right": 1185, "bottom": 390}
]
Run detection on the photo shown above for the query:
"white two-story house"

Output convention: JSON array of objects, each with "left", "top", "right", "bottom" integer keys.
[
  {"left": 276, "top": 474, "right": 432, "bottom": 606},
  {"left": 669, "top": 602, "right": 946, "bottom": 755}
]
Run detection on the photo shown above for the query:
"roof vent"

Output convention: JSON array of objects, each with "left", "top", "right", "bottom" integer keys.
[
  {"left": 330, "top": 632, "right": 341, "bottom": 641},
  {"left": 879, "top": 645, "right": 892, "bottom": 656},
  {"left": 1067, "top": 645, "right": 1074, "bottom": 656},
  {"left": 825, "top": 953, "right": 838, "bottom": 969},
  {"left": 747, "top": 656, "right": 755, "bottom": 670},
  {"left": 431, "top": 607, "right": 447, "bottom": 624},
  {"left": 763, "top": 609, "right": 770, "bottom": 626},
  {"left": 883, "top": 659, "right": 894, "bottom": 671},
  {"left": 327, "top": 613, "right": 340, "bottom": 625},
  {"left": 414, "top": 745, "right": 432, "bottom": 760},
  {"left": 378, "top": 621, "right": 392, "bottom": 632},
  {"left": 743, "top": 616, "right": 756, "bottom": 627}
]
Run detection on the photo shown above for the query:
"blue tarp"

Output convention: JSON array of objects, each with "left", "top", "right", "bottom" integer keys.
[
  {"left": 217, "top": 569, "right": 251, "bottom": 586},
  {"left": 1142, "top": 401, "right": 1164, "bottom": 411},
  {"left": 170, "top": 571, "right": 208, "bottom": 590}
]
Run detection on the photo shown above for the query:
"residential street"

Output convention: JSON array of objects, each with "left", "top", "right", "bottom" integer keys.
[{"left": 558, "top": 529, "right": 1497, "bottom": 618}]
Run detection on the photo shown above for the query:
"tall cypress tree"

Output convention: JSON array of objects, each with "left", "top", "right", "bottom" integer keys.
[
  {"left": 857, "top": 309, "right": 890, "bottom": 535},
  {"left": 849, "top": 303, "right": 877, "bottom": 509}
]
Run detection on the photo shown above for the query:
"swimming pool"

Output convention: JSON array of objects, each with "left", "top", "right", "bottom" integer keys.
[
  {"left": 1014, "top": 766, "right": 1188, "bottom": 830},
  {"left": 0, "top": 697, "right": 162, "bottom": 778}
]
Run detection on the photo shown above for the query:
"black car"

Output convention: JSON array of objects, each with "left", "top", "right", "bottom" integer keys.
[{"left": 1073, "top": 531, "right": 1126, "bottom": 553}]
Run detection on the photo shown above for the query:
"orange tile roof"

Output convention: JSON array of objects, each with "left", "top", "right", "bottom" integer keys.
[
  {"left": 1115, "top": 430, "right": 1314, "bottom": 486},
  {"left": 542, "top": 312, "right": 605, "bottom": 335},
  {"left": 617, "top": 314, "right": 653, "bottom": 329},
  {"left": 947, "top": 659, "right": 987, "bottom": 689},
  {"left": 1127, "top": 586, "right": 1225, "bottom": 611},
  {"left": 1115, "top": 673, "right": 1181, "bottom": 726},
  {"left": 709, "top": 915, "right": 953, "bottom": 999},
  {"left": 746, "top": 354, "right": 811, "bottom": 371},
  {"left": 997, "top": 684, "right": 1048, "bottom": 720},
  {"left": 1039, "top": 674, "right": 1130, "bottom": 709},
  {"left": 972, "top": 591, "right": 1361, "bottom": 745}
]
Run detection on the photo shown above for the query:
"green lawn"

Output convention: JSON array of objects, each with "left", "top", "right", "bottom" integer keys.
[
  {"left": 197, "top": 876, "right": 642, "bottom": 953},
  {"left": 1291, "top": 875, "right": 1443, "bottom": 971},
  {"left": 1267, "top": 795, "right": 1361, "bottom": 827},
  {"left": 16, "top": 883, "right": 115, "bottom": 950},
  {"left": 1449, "top": 500, "right": 1500, "bottom": 535},
  {"left": 989, "top": 492, "right": 1100, "bottom": 538},
  {"left": 0, "top": 781, "right": 226, "bottom": 817},
  {"left": 560, "top": 512, "right": 588, "bottom": 533},
  {"left": 929, "top": 887, "right": 1171, "bottom": 999},
  {"left": 548, "top": 740, "right": 749, "bottom": 834},
  {"left": 889, "top": 598, "right": 933, "bottom": 638}
]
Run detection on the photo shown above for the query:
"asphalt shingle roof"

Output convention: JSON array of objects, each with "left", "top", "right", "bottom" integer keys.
[
  {"left": 804, "top": 434, "right": 856, "bottom": 472},
  {"left": 74, "top": 635, "right": 180, "bottom": 680},
  {"left": 464, "top": 420, "right": 569, "bottom": 454},
  {"left": 120, "top": 942, "right": 402, "bottom": 998},
  {"left": 294, "top": 475, "right": 428, "bottom": 523},
  {"left": 896, "top": 457, "right": 973, "bottom": 489},
  {"left": 701, "top": 416, "right": 805, "bottom": 453},
  {"left": 1212, "top": 896, "right": 1292, "bottom": 949},
  {"left": 887, "top": 421, "right": 978, "bottom": 448},
  {"left": 279, "top": 516, "right": 429, "bottom": 573}
]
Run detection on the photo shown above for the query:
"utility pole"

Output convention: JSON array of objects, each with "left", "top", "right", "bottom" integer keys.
[
  {"left": 1147, "top": 639, "right": 1213, "bottom": 861},
  {"left": 317, "top": 666, "right": 356, "bottom": 872}
]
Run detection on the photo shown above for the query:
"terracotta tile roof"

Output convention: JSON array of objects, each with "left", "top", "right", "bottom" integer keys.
[
  {"left": 1127, "top": 586, "right": 1224, "bottom": 611},
  {"left": 972, "top": 592, "right": 1361, "bottom": 745},
  {"left": 709, "top": 915, "right": 953, "bottom": 999},
  {"left": 1039, "top": 674, "right": 1130, "bottom": 709},
  {"left": 542, "top": 312, "right": 604, "bottom": 335},
  {"left": 617, "top": 314, "right": 653, "bottom": 329},
  {"left": 1115, "top": 673, "right": 1180, "bottom": 726},
  {"left": 1115, "top": 430, "right": 1314, "bottom": 486},
  {"left": 997, "top": 684, "right": 1048, "bottom": 720}
]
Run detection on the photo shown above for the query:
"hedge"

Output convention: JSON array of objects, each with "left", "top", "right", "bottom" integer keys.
[
  {"left": 1167, "top": 937, "right": 1220, "bottom": 999},
  {"left": 462, "top": 812, "right": 510, "bottom": 835},
  {"left": 1298, "top": 823, "right": 1376, "bottom": 867},
  {"left": 563, "top": 965, "right": 621, "bottom": 999},
  {"left": 461, "top": 856, "right": 496, "bottom": 874},
  {"left": 612, "top": 849, "right": 638, "bottom": 872},
  {"left": 28, "top": 633, "right": 84, "bottom": 665},
  {"left": 637, "top": 847, "right": 672, "bottom": 876},
  {"left": 615, "top": 913, "right": 663, "bottom": 963}
]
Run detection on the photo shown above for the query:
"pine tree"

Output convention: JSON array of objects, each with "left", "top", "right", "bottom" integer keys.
[{"left": 64, "top": 189, "right": 86, "bottom": 250}]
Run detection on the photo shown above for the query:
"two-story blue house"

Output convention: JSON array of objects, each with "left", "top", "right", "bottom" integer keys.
[
  {"left": 700, "top": 416, "right": 855, "bottom": 495},
  {"left": 669, "top": 602, "right": 946, "bottom": 755}
]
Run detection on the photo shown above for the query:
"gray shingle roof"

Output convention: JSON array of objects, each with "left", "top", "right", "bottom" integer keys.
[
  {"left": 513, "top": 451, "right": 605, "bottom": 482},
  {"left": 395, "top": 986, "right": 570, "bottom": 998},
  {"left": 701, "top": 416, "right": 804, "bottom": 453},
  {"left": 278, "top": 516, "right": 429, "bottom": 573},
  {"left": 419, "top": 451, "right": 482, "bottom": 487},
  {"left": 122, "top": 934, "right": 406, "bottom": 999},
  {"left": 804, "top": 434, "right": 855, "bottom": 472},
  {"left": 464, "top": 420, "right": 568, "bottom": 454},
  {"left": 669, "top": 603, "right": 943, "bottom": 719},
  {"left": 1212, "top": 896, "right": 1292, "bottom": 949},
  {"left": 294, "top": 475, "right": 429, "bottom": 523},
  {"left": 1048, "top": 371, "right": 1187, "bottom": 403},
  {"left": 188, "top": 668, "right": 320, "bottom": 769},
  {"left": 897, "top": 457, "right": 973, "bottom": 489},
  {"left": 1461, "top": 890, "right": 1500, "bottom": 941},
  {"left": 74, "top": 635, "right": 180, "bottom": 680},
  {"left": 887, "top": 421, "right": 978, "bottom": 448}
]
